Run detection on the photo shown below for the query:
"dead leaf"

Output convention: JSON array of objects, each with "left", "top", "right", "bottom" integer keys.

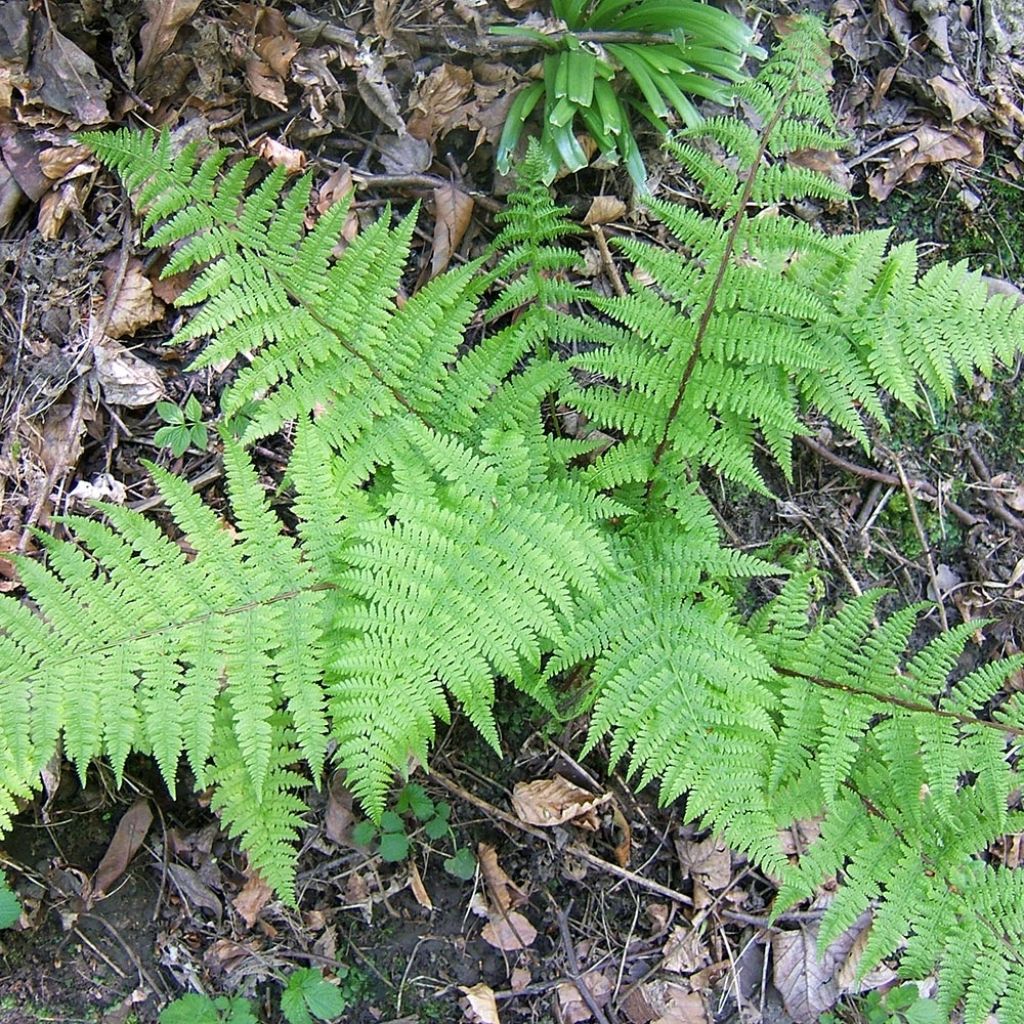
[
  {"left": 510, "top": 966, "right": 532, "bottom": 992},
  {"left": 408, "top": 63, "right": 475, "bottom": 140},
  {"left": 38, "top": 143, "right": 92, "bottom": 181},
  {"left": 675, "top": 836, "right": 732, "bottom": 891},
  {"left": 356, "top": 49, "right": 405, "bottom": 132},
  {"left": 408, "top": 860, "right": 433, "bottom": 910},
  {"left": 653, "top": 988, "right": 708, "bottom": 1024},
  {"left": 254, "top": 136, "right": 307, "bottom": 174},
  {"left": 255, "top": 32, "right": 300, "bottom": 80},
  {"left": 556, "top": 972, "right": 613, "bottom": 1023},
  {"left": 481, "top": 909, "right": 537, "bottom": 950},
  {"left": 247, "top": 58, "right": 290, "bottom": 109},
  {"left": 92, "top": 340, "right": 165, "bottom": 408},
  {"left": 611, "top": 802, "right": 632, "bottom": 867},
  {"left": 23, "top": 12, "right": 111, "bottom": 124},
  {"left": 0, "top": 165, "right": 22, "bottom": 230},
  {"left": 378, "top": 133, "right": 432, "bottom": 175},
  {"left": 325, "top": 774, "right": 356, "bottom": 846},
  {"left": 477, "top": 843, "right": 527, "bottom": 912},
  {"left": 374, "top": 0, "right": 399, "bottom": 41},
  {"left": 167, "top": 862, "right": 223, "bottom": 919},
  {"left": 138, "top": 0, "right": 202, "bottom": 79},
  {"left": 38, "top": 180, "right": 83, "bottom": 240},
  {"left": 662, "top": 925, "right": 711, "bottom": 974},
  {"left": 430, "top": 184, "right": 474, "bottom": 277},
  {"left": 788, "top": 149, "right": 853, "bottom": 192},
  {"left": 511, "top": 775, "right": 612, "bottom": 830},
  {"left": 92, "top": 800, "right": 153, "bottom": 898},
  {"left": 867, "top": 124, "right": 984, "bottom": 201},
  {"left": 928, "top": 74, "right": 982, "bottom": 122},
  {"left": 461, "top": 982, "right": 501, "bottom": 1023},
  {"left": 101, "top": 260, "right": 165, "bottom": 341},
  {"left": 233, "top": 870, "right": 273, "bottom": 928},
  {"left": 69, "top": 474, "right": 128, "bottom": 505},
  {"left": 583, "top": 195, "right": 628, "bottom": 225}
]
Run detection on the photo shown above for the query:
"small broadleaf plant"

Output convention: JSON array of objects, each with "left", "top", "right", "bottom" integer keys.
[{"left": 494, "top": 0, "right": 764, "bottom": 184}]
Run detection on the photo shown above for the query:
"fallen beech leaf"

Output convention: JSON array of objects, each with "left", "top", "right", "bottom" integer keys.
[
  {"left": 356, "top": 50, "right": 405, "bottom": 132},
  {"left": 611, "top": 802, "right": 632, "bottom": 867},
  {"left": 38, "top": 143, "right": 92, "bottom": 180},
  {"left": 430, "top": 184, "right": 474, "bottom": 277},
  {"left": 92, "top": 799, "right": 152, "bottom": 897},
  {"left": 378, "top": 134, "right": 432, "bottom": 175},
  {"left": 583, "top": 195, "right": 627, "bottom": 225},
  {"left": 510, "top": 966, "right": 532, "bottom": 992},
  {"left": 167, "top": 862, "right": 223, "bottom": 920},
  {"left": 138, "top": 0, "right": 202, "bottom": 80},
  {"left": 461, "top": 982, "right": 501, "bottom": 1023},
  {"left": 101, "top": 260, "right": 164, "bottom": 340},
  {"left": 255, "top": 32, "right": 300, "bottom": 79},
  {"left": 481, "top": 910, "right": 537, "bottom": 950},
  {"left": 408, "top": 63, "right": 475, "bottom": 140},
  {"left": 662, "top": 925, "right": 711, "bottom": 974},
  {"left": 233, "top": 870, "right": 273, "bottom": 928},
  {"left": 255, "top": 136, "right": 307, "bottom": 174},
  {"left": 674, "top": 836, "right": 732, "bottom": 891},
  {"left": 324, "top": 774, "right": 355, "bottom": 846},
  {"left": 477, "top": 843, "right": 527, "bottom": 912},
  {"left": 25, "top": 13, "right": 111, "bottom": 123},
  {"left": 408, "top": 859, "right": 433, "bottom": 910},
  {"left": 247, "top": 58, "right": 289, "bottom": 109},
  {"left": 92, "top": 339, "right": 165, "bottom": 408},
  {"left": 928, "top": 74, "right": 981, "bottom": 122},
  {"left": 653, "top": 989, "right": 708, "bottom": 1024},
  {"left": 37, "top": 181, "right": 83, "bottom": 240},
  {"left": 556, "top": 972, "right": 613, "bottom": 1023},
  {"left": 511, "top": 775, "right": 612, "bottom": 829}
]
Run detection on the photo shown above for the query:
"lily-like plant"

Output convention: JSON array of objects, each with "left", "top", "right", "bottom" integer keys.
[{"left": 494, "top": 0, "right": 763, "bottom": 185}]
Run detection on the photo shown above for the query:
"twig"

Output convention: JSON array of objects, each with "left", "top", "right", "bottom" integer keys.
[
  {"left": 555, "top": 901, "right": 616, "bottom": 1024},
  {"left": 893, "top": 455, "right": 949, "bottom": 631},
  {"left": 798, "top": 435, "right": 979, "bottom": 528},
  {"left": 590, "top": 225, "right": 627, "bottom": 297}
]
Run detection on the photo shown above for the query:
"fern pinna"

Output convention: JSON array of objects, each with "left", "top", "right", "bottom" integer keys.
[{"left": 0, "top": 16, "right": 1018, "bottom": 1018}]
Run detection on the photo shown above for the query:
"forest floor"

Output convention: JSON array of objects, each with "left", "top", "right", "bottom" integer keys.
[{"left": 1, "top": 1, "right": 1023, "bottom": 1023}]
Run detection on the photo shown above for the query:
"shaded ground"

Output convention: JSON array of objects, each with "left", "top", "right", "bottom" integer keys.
[{"left": 1, "top": 1, "right": 1023, "bottom": 1022}]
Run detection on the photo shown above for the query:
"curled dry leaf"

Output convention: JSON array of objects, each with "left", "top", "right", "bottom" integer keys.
[
  {"left": 430, "top": 184, "right": 474, "bottom": 277},
  {"left": 662, "top": 925, "right": 711, "bottom": 975},
  {"left": 557, "top": 972, "right": 613, "bottom": 1024},
  {"left": 408, "top": 63, "right": 475, "bottom": 140},
  {"left": 92, "top": 799, "right": 153, "bottom": 898},
  {"left": 138, "top": 0, "right": 202, "bottom": 79},
  {"left": 356, "top": 49, "right": 405, "bottom": 133},
  {"left": 477, "top": 842, "right": 526, "bottom": 911},
  {"left": 254, "top": 136, "right": 307, "bottom": 174},
  {"left": 481, "top": 910, "right": 537, "bottom": 950},
  {"left": 92, "top": 340, "right": 165, "bottom": 408},
  {"left": 408, "top": 859, "right": 433, "bottom": 910},
  {"left": 511, "top": 775, "right": 612, "bottom": 830},
  {"left": 583, "top": 195, "right": 627, "bottom": 225},
  {"left": 38, "top": 180, "right": 84, "bottom": 241},
  {"left": 867, "top": 124, "right": 984, "bottom": 201},
  {"left": 100, "top": 260, "right": 165, "bottom": 341},
  {"left": 233, "top": 870, "right": 274, "bottom": 928},
  {"left": 461, "top": 982, "right": 501, "bottom": 1024},
  {"left": 674, "top": 836, "right": 732, "bottom": 891}
]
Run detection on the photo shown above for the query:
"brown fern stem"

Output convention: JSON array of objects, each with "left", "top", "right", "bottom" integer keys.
[{"left": 645, "top": 81, "right": 800, "bottom": 498}]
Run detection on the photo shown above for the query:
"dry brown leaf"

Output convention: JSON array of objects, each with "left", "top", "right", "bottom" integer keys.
[
  {"left": 38, "top": 144, "right": 92, "bottom": 181},
  {"left": 37, "top": 180, "right": 83, "bottom": 241},
  {"left": 511, "top": 775, "right": 612, "bottom": 830},
  {"left": 356, "top": 50, "right": 405, "bottom": 132},
  {"left": 675, "top": 836, "right": 732, "bottom": 891},
  {"left": 583, "top": 195, "right": 627, "bottom": 225},
  {"left": 461, "top": 982, "right": 501, "bottom": 1023},
  {"left": 510, "top": 966, "right": 532, "bottom": 992},
  {"left": 378, "top": 134, "right": 432, "bottom": 174},
  {"left": 867, "top": 125, "right": 984, "bottom": 201},
  {"left": 408, "top": 860, "right": 433, "bottom": 910},
  {"left": 772, "top": 928, "right": 840, "bottom": 1022},
  {"left": 324, "top": 775, "right": 355, "bottom": 846},
  {"left": 373, "top": 0, "right": 399, "bottom": 41},
  {"left": 481, "top": 909, "right": 537, "bottom": 950},
  {"left": 788, "top": 149, "right": 853, "bottom": 192},
  {"left": 0, "top": 165, "right": 22, "bottom": 230},
  {"left": 92, "top": 799, "right": 152, "bottom": 897},
  {"left": 255, "top": 33, "right": 300, "bottom": 80},
  {"left": 556, "top": 972, "right": 613, "bottom": 1023},
  {"left": 0, "top": 530, "right": 24, "bottom": 593},
  {"left": 928, "top": 74, "right": 981, "bottom": 122},
  {"left": 101, "top": 260, "right": 164, "bottom": 341},
  {"left": 254, "top": 136, "right": 307, "bottom": 174},
  {"left": 92, "top": 340, "right": 165, "bottom": 408},
  {"left": 653, "top": 989, "right": 708, "bottom": 1024},
  {"left": 138, "top": 0, "right": 202, "bottom": 79},
  {"left": 408, "top": 63, "right": 475, "bottom": 140},
  {"left": 662, "top": 925, "right": 711, "bottom": 975},
  {"left": 247, "top": 58, "right": 290, "bottom": 109},
  {"left": 477, "top": 842, "right": 527, "bottom": 912},
  {"left": 233, "top": 871, "right": 273, "bottom": 928},
  {"left": 430, "top": 184, "right": 474, "bottom": 277},
  {"left": 611, "top": 802, "right": 632, "bottom": 867}
]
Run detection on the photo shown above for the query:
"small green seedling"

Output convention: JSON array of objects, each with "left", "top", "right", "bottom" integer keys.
[
  {"left": 353, "top": 784, "right": 477, "bottom": 878},
  {"left": 280, "top": 967, "right": 353, "bottom": 1024},
  {"left": 154, "top": 395, "right": 208, "bottom": 457},
  {"left": 820, "top": 985, "right": 943, "bottom": 1024},
  {"left": 159, "top": 993, "right": 257, "bottom": 1024},
  {"left": 0, "top": 871, "right": 20, "bottom": 929}
]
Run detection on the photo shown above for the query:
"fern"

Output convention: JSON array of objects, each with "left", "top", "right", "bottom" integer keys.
[{"left": 0, "top": 19, "right": 1014, "bottom": 1019}]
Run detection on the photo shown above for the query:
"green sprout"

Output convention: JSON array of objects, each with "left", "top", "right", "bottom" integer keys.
[
  {"left": 494, "top": 0, "right": 763, "bottom": 186},
  {"left": 154, "top": 395, "right": 209, "bottom": 457}
]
